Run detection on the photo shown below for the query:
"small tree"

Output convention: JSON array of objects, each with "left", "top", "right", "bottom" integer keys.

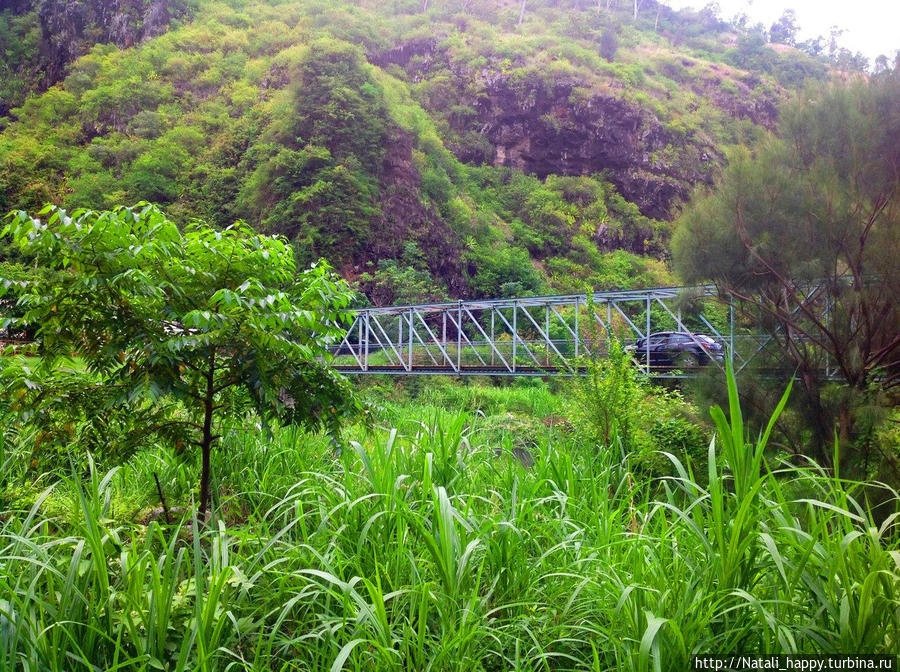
[
  {"left": 576, "top": 337, "right": 641, "bottom": 448},
  {"left": 673, "top": 75, "right": 899, "bottom": 469},
  {"left": 768, "top": 9, "right": 798, "bottom": 46},
  {"left": 1, "top": 203, "right": 359, "bottom": 518}
]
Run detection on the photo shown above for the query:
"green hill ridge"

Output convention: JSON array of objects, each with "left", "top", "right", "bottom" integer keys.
[{"left": 0, "top": 0, "right": 837, "bottom": 303}]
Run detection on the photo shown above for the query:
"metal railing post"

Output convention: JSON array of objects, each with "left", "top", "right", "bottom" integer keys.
[
  {"left": 645, "top": 296, "right": 652, "bottom": 375},
  {"left": 457, "top": 301, "right": 462, "bottom": 371},
  {"left": 363, "top": 312, "right": 370, "bottom": 372},
  {"left": 408, "top": 309, "right": 414, "bottom": 371},
  {"left": 512, "top": 301, "right": 517, "bottom": 372},
  {"left": 729, "top": 296, "right": 735, "bottom": 369},
  {"left": 545, "top": 304, "right": 550, "bottom": 365},
  {"left": 490, "top": 309, "right": 495, "bottom": 366},
  {"left": 574, "top": 297, "right": 579, "bottom": 358}
]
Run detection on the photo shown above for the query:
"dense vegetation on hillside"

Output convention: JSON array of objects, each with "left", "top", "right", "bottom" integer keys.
[
  {"left": 0, "top": 0, "right": 844, "bottom": 303},
  {"left": 0, "top": 0, "right": 196, "bottom": 115}
]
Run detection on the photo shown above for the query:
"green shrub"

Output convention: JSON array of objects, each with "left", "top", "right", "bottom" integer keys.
[
  {"left": 575, "top": 335, "right": 709, "bottom": 477},
  {"left": 632, "top": 389, "right": 709, "bottom": 478}
]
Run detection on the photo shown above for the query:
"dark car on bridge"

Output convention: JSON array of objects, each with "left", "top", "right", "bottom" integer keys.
[{"left": 627, "top": 331, "right": 724, "bottom": 369}]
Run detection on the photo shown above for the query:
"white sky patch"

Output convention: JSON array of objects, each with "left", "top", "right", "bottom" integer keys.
[{"left": 665, "top": 0, "right": 900, "bottom": 63}]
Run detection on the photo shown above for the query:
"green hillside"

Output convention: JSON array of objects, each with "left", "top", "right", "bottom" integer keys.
[{"left": 0, "top": 0, "right": 834, "bottom": 303}]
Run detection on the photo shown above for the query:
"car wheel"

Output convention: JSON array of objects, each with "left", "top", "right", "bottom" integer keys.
[{"left": 673, "top": 351, "right": 697, "bottom": 370}]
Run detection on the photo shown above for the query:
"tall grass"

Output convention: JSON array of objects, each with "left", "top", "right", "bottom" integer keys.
[{"left": 1, "top": 371, "right": 898, "bottom": 670}]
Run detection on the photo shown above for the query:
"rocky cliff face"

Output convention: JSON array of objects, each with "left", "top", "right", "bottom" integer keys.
[
  {"left": 472, "top": 77, "right": 715, "bottom": 220},
  {"left": 37, "top": 0, "right": 181, "bottom": 82},
  {"left": 372, "top": 42, "right": 781, "bottom": 221},
  {"left": 0, "top": 0, "right": 186, "bottom": 114},
  {"left": 359, "top": 130, "right": 468, "bottom": 298}
]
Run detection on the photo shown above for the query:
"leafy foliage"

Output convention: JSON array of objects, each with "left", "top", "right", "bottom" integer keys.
[
  {"left": 1, "top": 203, "right": 360, "bottom": 514},
  {"left": 674, "top": 74, "right": 900, "bottom": 472},
  {"left": 576, "top": 337, "right": 642, "bottom": 447},
  {"left": 0, "top": 0, "right": 195, "bottom": 114},
  {"left": 574, "top": 335, "right": 706, "bottom": 476},
  {"left": 239, "top": 39, "right": 389, "bottom": 263}
]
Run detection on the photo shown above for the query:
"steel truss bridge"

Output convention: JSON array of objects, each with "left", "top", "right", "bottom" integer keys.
[{"left": 328, "top": 285, "right": 784, "bottom": 378}]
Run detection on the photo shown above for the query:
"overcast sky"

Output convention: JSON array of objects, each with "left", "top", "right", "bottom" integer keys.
[{"left": 665, "top": 0, "right": 899, "bottom": 63}]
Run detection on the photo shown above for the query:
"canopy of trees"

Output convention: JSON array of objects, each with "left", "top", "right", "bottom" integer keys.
[{"left": 673, "top": 73, "right": 900, "bottom": 470}]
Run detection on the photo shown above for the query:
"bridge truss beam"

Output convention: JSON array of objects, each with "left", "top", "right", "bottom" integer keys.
[{"left": 329, "top": 285, "right": 763, "bottom": 377}]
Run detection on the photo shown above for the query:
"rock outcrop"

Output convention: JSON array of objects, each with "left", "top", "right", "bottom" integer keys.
[
  {"left": 370, "top": 42, "right": 785, "bottom": 221},
  {"left": 471, "top": 77, "right": 715, "bottom": 220},
  {"left": 360, "top": 130, "right": 467, "bottom": 299}
]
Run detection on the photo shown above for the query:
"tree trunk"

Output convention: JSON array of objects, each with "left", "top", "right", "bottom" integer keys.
[
  {"left": 633, "top": 0, "right": 644, "bottom": 20},
  {"left": 782, "top": 311, "right": 833, "bottom": 467},
  {"left": 197, "top": 348, "right": 217, "bottom": 522},
  {"left": 518, "top": 0, "right": 527, "bottom": 25},
  {"left": 798, "top": 366, "right": 832, "bottom": 467}
]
